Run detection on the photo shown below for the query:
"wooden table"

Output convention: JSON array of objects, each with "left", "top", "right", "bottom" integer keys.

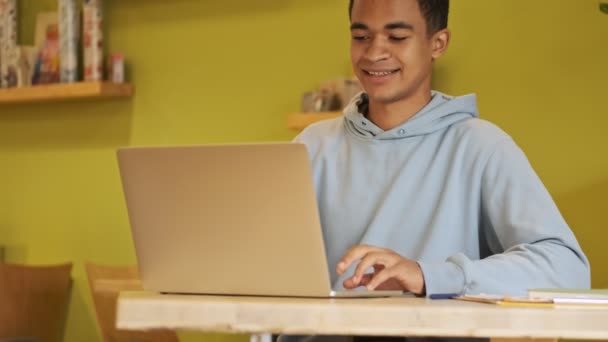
[{"left": 116, "top": 292, "right": 608, "bottom": 340}]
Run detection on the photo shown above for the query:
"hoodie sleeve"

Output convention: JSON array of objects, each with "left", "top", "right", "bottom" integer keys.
[{"left": 421, "top": 138, "right": 590, "bottom": 296}]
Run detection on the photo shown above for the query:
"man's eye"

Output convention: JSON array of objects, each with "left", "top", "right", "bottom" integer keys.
[
  {"left": 352, "top": 36, "right": 369, "bottom": 41},
  {"left": 390, "top": 36, "right": 409, "bottom": 41}
]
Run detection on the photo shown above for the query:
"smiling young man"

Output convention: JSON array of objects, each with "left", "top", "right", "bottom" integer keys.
[{"left": 291, "top": 0, "right": 589, "bottom": 334}]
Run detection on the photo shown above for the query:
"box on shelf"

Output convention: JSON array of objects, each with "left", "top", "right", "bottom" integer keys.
[
  {"left": 83, "top": 0, "right": 104, "bottom": 81},
  {"left": 0, "top": 0, "right": 18, "bottom": 88},
  {"left": 59, "top": 0, "right": 80, "bottom": 83}
]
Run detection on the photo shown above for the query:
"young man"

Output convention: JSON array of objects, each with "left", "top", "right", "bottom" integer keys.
[{"left": 295, "top": 0, "right": 590, "bottom": 300}]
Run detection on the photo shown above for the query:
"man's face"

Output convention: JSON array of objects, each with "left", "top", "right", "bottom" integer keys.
[{"left": 350, "top": 0, "right": 440, "bottom": 105}]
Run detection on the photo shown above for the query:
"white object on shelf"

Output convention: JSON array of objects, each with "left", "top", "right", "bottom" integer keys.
[{"left": 109, "top": 53, "right": 125, "bottom": 83}]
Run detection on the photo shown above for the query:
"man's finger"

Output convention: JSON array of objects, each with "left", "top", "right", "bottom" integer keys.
[
  {"left": 336, "top": 244, "right": 382, "bottom": 274},
  {"left": 373, "top": 264, "right": 385, "bottom": 273},
  {"left": 366, "top": 266, "right": 401, "bottom": 291},
  {"left": 358, "top": 273, "right": 374, "bottom": 286},
  {"left": 352, "top": 252, "right": 391, "bottom": 283},
  {"left": 343, "top": 273, "right": 374, "bottom": 289}
]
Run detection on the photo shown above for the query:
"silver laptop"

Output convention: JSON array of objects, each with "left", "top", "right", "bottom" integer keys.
[{"left": 117, "top": 143, "right": 405, "bottom": 298}]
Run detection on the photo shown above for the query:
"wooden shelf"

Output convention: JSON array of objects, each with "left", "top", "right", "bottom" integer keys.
[
  {"left": 0, "top": 82, "right": 134, "bottom": 104},
  {"left": 287, "top": 111, "right": 342, "bottom": 130}
]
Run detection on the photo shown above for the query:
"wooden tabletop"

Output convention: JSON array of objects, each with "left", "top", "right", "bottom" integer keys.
[{"left": 116, "top": 291, "right": 608, "bottom": 340}]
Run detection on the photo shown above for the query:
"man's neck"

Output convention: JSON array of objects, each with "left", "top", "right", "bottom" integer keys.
[{"left": 367, "top": 91, "right": 433, "bottom": 131}]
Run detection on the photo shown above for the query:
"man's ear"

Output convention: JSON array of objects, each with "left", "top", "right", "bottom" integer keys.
[{"left": 431, "top": 29, "right": 451, "bottom": 60}]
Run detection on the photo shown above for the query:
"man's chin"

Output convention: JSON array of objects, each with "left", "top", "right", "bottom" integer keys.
[{"left": 366, "top": 92, "right": 402, "bottom": 105}]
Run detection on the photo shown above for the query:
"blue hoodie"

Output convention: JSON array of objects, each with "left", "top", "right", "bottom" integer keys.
[{"left": 294, "top": 91, "right": 590, "bottom": 296}]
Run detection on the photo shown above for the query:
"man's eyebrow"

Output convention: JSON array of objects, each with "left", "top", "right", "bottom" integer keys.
[
  {"left": 385, "top": 22, "right": 414, "bottom": 31},
  {"left": 350, "top": 22, "right": 415, "bottom": 31},
  {"left": 350, "top": 22, "right": 368, "bottom": 30}
]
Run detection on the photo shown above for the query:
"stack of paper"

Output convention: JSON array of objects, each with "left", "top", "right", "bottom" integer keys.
[
  {"left": 454, "top": 289, "right": 608, "bottom": 308},
  {"left": 528, "top": 288, "right": 608, "bottom": 305}
]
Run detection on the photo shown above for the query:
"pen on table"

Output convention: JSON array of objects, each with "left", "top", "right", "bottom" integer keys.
[{"left": 429, "top": 293, "right": 460, "bottom": 300}]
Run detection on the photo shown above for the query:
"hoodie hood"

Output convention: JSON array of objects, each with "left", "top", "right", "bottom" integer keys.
[{"left": 343, "top": 91, "right": 479, "bottom": 140}]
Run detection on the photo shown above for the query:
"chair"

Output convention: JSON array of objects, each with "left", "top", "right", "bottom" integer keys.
[
  {"left": 85, "top": 262, "right": 179, "bottom": 342},
  {"left": 0, "top": 263, "right": 72, "bottom": 342}
]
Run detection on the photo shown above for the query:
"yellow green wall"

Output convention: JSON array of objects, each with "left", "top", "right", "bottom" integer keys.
[{"left": 0, "top": 0, "right": 606, "bottom": 341}]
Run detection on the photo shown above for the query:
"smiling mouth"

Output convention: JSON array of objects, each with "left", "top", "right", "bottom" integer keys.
[{"left": 364, "top": 69, "right": 400, "bottom": 76}]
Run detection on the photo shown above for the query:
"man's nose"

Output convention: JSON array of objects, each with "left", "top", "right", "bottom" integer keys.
[{"left": 363, "top": 37, "right": 390, "bottom": 62}]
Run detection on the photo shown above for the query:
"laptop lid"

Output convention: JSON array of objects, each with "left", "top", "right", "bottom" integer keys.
[{"left": 117, "top": 143, "right": 334, "bottom": 297}]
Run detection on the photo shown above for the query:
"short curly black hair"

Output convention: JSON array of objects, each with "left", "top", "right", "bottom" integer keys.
[{"left": 349, "top": 0, "right": 449, "bottom": 35}]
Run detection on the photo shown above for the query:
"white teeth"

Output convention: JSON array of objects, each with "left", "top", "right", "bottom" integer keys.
[{"left": 367, "top": 70, "right": 396, "bottom": 76}]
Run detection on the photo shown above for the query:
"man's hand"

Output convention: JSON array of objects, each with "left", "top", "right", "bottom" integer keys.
[{"left": 336, "top": 245, "right": 425, "bottom": 295}]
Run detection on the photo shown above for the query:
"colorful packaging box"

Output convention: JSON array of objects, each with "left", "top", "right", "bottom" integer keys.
[
  {"left": 0, "top": 3, "right": 3, "bottom": 87},
  {"left": 0, "top": 0, "right": 17, "bottom": 88},
  {"left": 59, "top": 0, "right": 80, "bottom": 83},
  {"left": 83, "top": 0, "right": 103, "bottom": 81}
]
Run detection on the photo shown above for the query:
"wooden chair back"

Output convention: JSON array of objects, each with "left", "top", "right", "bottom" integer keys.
[{"left": 0, "top": 263, "right": 72, "bottom": 342}]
